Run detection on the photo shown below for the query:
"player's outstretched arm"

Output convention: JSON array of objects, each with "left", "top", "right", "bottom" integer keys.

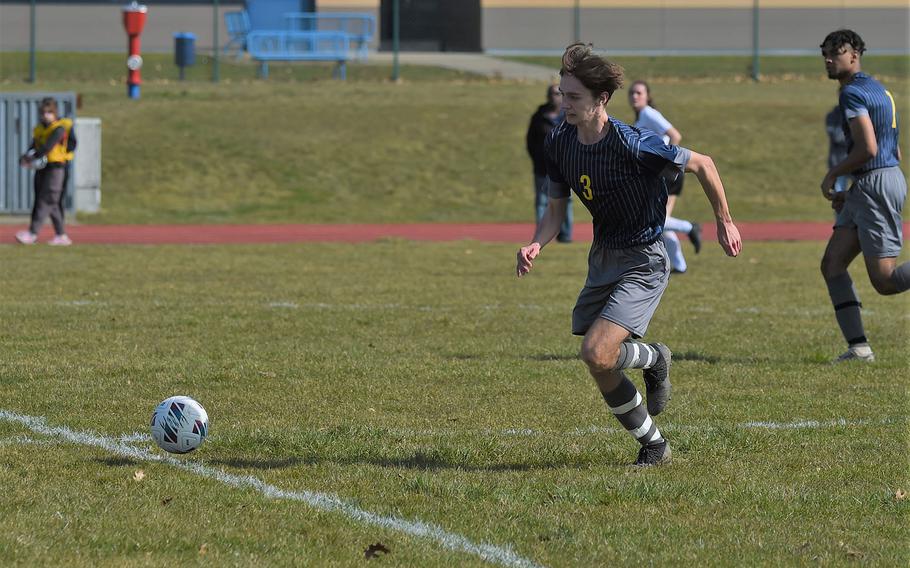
[
  {"left": 517, "top": 196, "right": 568, "bottom": 277},
  {"left": 685, "top": 151, "right": 742, "bottom": 257}
]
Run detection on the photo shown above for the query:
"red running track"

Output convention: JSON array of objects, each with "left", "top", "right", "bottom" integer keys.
[{"left": 1, "top": 222, "right": 907, "bottom": 245}]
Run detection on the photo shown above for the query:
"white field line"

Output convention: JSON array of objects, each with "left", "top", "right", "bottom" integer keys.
[
  {"left": 112, "top": 416, "right": 899, "bottom": 447},
  {"left": 266, "top": 301, "right": 455, "bottom": 312},
  {"left": 0, "top": 434, "right": 62, "bottom": 446},
  {"left": 0, "top": 410, "right": 544, "bottom": 568},
  {"left": 738, "top": 418, "right": 887, "bottom": 430},
  {"left": 34, "top": 300, "right": 898, "bottom": 319},
  {"left": 734, "top": 306, "right": 876, "bottom": 317}
]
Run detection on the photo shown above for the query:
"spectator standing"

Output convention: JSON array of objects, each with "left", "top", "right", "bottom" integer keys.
[
  {"left": 16, "top": 98, "right": 74, "bottom": 246},
  {"left": 527, "top": 85, "right": 573, "bottom": 243}
]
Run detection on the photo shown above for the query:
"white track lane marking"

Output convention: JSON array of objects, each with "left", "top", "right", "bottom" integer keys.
[{"left": 0, "top": 410, "right": 544, "bottom": 568}]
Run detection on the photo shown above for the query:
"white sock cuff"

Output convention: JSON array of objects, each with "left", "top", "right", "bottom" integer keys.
[{"left": 665, "top": 216, "right": 693, "bottom": 233}]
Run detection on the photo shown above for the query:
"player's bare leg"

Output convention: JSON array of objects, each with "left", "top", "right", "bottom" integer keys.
[
  {"left": 581, "top": 318, "right": 671, "bottom": 466},
  {"left": 863, "top": 255, "right": 910, "bottom": 296}
]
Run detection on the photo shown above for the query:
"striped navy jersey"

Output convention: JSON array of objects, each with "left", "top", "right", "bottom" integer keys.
[
  {"left": 839, "top": 72, "right": 901, "bottom": 174},
  {"left": 544, "top": 116, "right": 690, "bottom": 249}
]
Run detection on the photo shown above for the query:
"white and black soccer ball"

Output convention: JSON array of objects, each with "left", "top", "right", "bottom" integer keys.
[{"left": 150, "top": 395, "right": 209, "bottom": 454}]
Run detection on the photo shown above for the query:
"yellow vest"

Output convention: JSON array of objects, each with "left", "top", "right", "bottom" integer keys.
[{"left": 33, "top": 118, "right": 74, "bottom": 163}]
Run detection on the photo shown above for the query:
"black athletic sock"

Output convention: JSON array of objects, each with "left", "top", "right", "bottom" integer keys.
[
  {"left": 825, "top": 273, "right": 868, "bottom": 346},
  {"left": 602, "top": 374, "right": 664, "bottom": 446}
]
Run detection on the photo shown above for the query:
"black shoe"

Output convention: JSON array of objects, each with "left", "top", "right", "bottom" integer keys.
[
  {"left": 557, "top": 236, "right": 572, "bottom": 243},
  {"left": 634, "top": 440, "right": 671, "bottom": 466},
  {"left": 642, "top": 343, "right": 672, "bottom": 416},
  {"left": 689, "top": 222, "right": 702, "bottom": 254}
]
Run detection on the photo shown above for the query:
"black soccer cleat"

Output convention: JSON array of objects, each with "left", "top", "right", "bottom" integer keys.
[
  {"left": 689, "top": 222, "right": 702, "bottom": 254},
  {"left": 634, "top": 440, "right": 671, "bottom": 467},
  {"left": 643, "top": 343, "right": 672, "bottom": 416}
]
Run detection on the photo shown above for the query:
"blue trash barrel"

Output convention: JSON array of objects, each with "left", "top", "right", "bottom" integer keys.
[{"left": 174, "top": 32, "right": 196, "bottom": 79}]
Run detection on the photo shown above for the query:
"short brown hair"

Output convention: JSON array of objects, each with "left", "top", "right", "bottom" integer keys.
[
  {"left": 559, "top": 42, "right": 624, "bottom": 100},
  {"left": 39, "top": 97, "right": 58, "bottom": 114}
]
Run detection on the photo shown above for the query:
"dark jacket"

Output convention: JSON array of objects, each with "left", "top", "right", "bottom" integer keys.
[{"left": 526, "top": 104, "right": 560, "bottom": 176}]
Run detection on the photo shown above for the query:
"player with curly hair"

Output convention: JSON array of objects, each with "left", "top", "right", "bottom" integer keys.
[{"left": 819, "top": 29, "right": 908, "bottom": 362}]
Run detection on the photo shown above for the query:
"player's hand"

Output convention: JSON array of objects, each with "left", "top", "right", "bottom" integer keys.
[
  {"left": 716, "top": 220, "right": 742, "bottom": 257},
  {"left": 820, "top": 173, "right": 837, "bottom": 200},
  {"left": 517, "top": 243, "right": 541, "bottom": 277},
  {"left": 831, "top": 192, "right": 846, "bottom": 213},
  {"left": 19, "top": 155, "right": 30, "bottom": 167}
]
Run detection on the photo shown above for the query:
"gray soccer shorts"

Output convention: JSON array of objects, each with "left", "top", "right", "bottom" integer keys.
[
  {"left": 834, "top": 166, "right": 907, "bottom": 258},
  {"left": 572, "top": 240, "right": 670, "bottom": 339}
]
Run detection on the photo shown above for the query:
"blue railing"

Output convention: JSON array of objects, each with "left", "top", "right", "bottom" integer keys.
[{"left": 283, "top": 12, "right": 375, "bottom": 60}]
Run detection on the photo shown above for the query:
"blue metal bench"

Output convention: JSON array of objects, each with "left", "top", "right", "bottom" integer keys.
[
  {"left": 283, "top": 12, "right": 376, "bottom": 61},
  {"left": 246, "top": 30, "right": 350, "bottom": 80},
  {"left": 223, "top": 10, "right": 251, "bottom": 59}
]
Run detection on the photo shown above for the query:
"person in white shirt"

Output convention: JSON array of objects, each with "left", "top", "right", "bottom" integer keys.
[{"left": 628, "top": 80, "right": 701, "bottom": 273}]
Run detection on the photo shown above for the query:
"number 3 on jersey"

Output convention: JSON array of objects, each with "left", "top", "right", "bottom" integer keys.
[
  {"left": 579, "top": 174, "right": 594, "bottom": 200},
  {"left": 884, "top": 90, "right": 897, "bottom": 128}
]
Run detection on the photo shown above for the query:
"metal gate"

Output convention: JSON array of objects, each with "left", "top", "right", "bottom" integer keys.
[{"left": 0, "top": 92, "right": 77, "bottom": 215}]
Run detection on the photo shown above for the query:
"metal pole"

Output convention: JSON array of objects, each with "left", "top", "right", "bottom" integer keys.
[
  {"left": 28, "top": 0, "right": 36, "bottom": 82},
  {"left": 573, "top": 0, "right": 580, "bottom": 43},
  {"left": 751, "top": 0, "right": 760, "bottom": 82},
  {"left": 212, "top": 0, "right": 220, "bottom": 82},
  {"left": 391, "top": 0, "right": 400, "bottom": 81}
]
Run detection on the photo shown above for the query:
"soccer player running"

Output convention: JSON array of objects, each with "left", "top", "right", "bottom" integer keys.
[
  {"left": 516, "top": 43, "right": 742, "bottom": 466},
  {"left": 819, "top": 29, "right": 909, "bottom": 363}
]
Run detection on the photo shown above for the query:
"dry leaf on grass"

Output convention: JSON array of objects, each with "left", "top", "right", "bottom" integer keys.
[
  {"left": 199, "top": 543, "right": 208, "bottom": 556},
  {"left": 133, "top": 470, "right": 145, "bottom": 482},
  {"left": 364, "top": 542, "right": 390, "bottom": 559},
  {"left": 838, "top": 541, "right": 865, "bottom": 559},
  {"left": 895, "top": 488, "right": 906, "bottom": 501},
  {"left": 161, "top": 497, "right": 173, "bottom": 506}
]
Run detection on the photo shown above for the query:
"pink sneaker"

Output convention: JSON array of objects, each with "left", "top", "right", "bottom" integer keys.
[
  {"left": 15, "top": 231, "right": 37, "bottom": 245},
  {"left": 48, "top": 234, "right": 73, "bottom": 246}
]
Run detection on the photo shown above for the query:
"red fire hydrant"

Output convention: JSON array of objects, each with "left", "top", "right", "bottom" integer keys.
[{"left": 122, "top": 1, "right": 148, "bottom": 99}]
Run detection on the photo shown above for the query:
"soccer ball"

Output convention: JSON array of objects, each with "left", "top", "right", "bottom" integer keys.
[
  {"left": 150, "top": 396, "right": 209, "bottom": 454},
  {"left": 24, "top": 149, "right": 47, "bottom": 170}
]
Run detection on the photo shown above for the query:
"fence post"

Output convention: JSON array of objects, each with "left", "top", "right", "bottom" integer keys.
[
  {"left": 391, "top": 0, "right": 400, "bottom": 81},
  {"left": 29, "top": 0, "right": 36, "bottom": 83},
  {"left": 213, "top": 0, "right": 220, "bottom": 83},
  {"left": 751, "top": 0, "right": 760, "bottom": 82},
  {"left": 573, "top": 0, "right": 580, "bottom": 44}
]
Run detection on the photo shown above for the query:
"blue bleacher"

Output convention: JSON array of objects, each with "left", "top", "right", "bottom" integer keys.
[
  {"left": 284, "top": 12, "right": 375, "bottom": 61},
  {"left": 247, "top": 30, "right": 350, "bottom": 79},
  {"left": 231, "top": 0, "right": 374, "bottom": 79},
  {"left": 223, "top": 10, "right": 251, "bottom": 59}
]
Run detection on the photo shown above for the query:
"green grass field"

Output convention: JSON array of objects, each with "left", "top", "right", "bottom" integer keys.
[
  {"left": 0, "top": 52, "right": 907, "bottom": 224},
  {"left": 0, "top": 52, "right": 908, "bottom": 566},
  {"left": 0, "top": 242, "right": 908, "bottom": 566}
]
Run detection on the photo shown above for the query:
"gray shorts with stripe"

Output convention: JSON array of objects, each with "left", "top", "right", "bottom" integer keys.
[
  {"left": 834, "top": 166, "right": 907, "bottom": 258},
  {"left": 572, "top": 239, "right": 670, "bottom": 339}
]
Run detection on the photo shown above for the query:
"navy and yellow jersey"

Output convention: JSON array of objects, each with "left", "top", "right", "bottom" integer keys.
[
  {"left": 839, "top": 72, "right": 900, "bottom": 175},
  {"left": 544, "top": 116, "right": 690, "bottom": 249}
]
